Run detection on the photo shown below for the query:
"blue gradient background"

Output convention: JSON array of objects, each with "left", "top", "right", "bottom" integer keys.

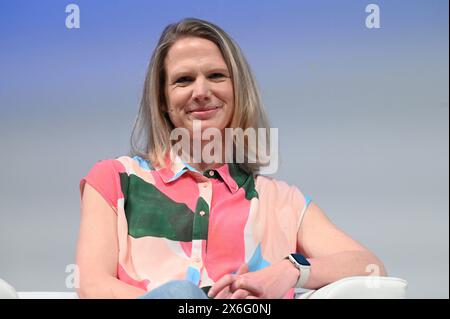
[{"left": 0, "top": 0, "right": 448, "bottom": 298}]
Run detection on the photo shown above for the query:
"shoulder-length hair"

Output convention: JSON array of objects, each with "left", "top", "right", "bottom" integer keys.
[{"left": 129, "top": 17, "right": 271, "bottom": 174}]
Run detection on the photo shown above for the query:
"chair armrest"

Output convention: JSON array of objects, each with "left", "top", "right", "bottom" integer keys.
[
  {"left": 17, "top": 292, "right": 79, "bottom": 299},
  {"left": 296, "top": 276, "right": 408, "bottom": 299},
  {"left": 1, "top": 278, "right": 79, "bottom": 299},
  {"left": 4, "top": 276, "right": 407, "bottom": 299},
  {"left": 0, "top": 279, "right": 18, "bottom": 299}
]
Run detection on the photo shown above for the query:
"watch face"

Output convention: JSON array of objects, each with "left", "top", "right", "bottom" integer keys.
[{"left": 291, "top": 253, "right": 310, "bottom": 266}]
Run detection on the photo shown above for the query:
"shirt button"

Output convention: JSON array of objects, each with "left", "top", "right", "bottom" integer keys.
[
  {"left": 209, "top": 170, "right": 215, "bottom": 177},
  {"left": 193, "top": 257, "right": 201, "bottom": 263},
  {"left": 199, "top": 210, "right": 206, "bottom": 216}
]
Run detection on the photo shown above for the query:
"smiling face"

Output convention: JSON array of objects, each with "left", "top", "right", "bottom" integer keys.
[{"left": 164, "top": 37, "right": 235, "bottom": 134}]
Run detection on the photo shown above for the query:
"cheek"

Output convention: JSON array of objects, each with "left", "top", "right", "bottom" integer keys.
[
  {"left": 167, "top": 89, "right": 191, "bottom": 109},
  {"left": 224, "top": 86, "right": 235, "bottom": 115},
  {"left": 215, "top": 83, "right": 234, "bottom": 107}
]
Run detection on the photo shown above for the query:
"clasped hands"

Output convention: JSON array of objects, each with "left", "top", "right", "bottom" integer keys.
[{"left": 207, "top": 259, "right": 300, "bottom": 299}]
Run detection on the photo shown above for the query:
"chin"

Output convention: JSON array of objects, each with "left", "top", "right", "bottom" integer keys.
[{"left": 186, "top": 118, "right": 226, "bottom": 131}]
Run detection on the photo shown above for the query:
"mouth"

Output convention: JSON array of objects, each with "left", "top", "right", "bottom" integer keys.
[{"left": 188, "top": 106, "right": 222, "bottom": 120}]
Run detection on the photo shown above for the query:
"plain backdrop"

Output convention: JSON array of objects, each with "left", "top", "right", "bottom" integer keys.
[{"left": 0, "top": 0, "right": 448, "bottom": 298}]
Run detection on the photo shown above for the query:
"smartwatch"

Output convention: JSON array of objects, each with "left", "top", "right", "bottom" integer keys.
[{"left": 286, "top": 253, "right": 311, "bottom": 288}]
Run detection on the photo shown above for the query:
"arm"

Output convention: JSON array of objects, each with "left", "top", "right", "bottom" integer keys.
[
  {"left": 296, "top": 202, "right": 387, "bottom": 290},
  {"left": 76, "top": 183, "right": 146, "bottom": 299}
]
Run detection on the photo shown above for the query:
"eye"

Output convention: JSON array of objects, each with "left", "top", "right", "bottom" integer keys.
[
  {"left": 174, "top": 76, "right": 193, "bottom": 84},
  {"left": 209, "top": 73, "right": 226, "bottom": 80}
]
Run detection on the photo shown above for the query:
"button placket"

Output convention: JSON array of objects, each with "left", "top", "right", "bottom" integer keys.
[
  {"left": 190, "top": 181, "right": 213, "bottom": 271},
  {"left": 191, "top": 240, "right": 203, "bottom": 268}
]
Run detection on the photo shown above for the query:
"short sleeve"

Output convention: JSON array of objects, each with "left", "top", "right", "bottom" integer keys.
[
  {"left": 253, "top": 175, "right": 312, "bottom": 261},
  {"left": 79, "top": 159, "right": 127, "bottom": 209},
  {"left": 296, "top": 190, "right": 312, "bottom": 233}
]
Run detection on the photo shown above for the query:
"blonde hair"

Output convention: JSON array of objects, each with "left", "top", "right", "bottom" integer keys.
[{"left": 129, "top": 18, "right": 271, "bottom": 173}]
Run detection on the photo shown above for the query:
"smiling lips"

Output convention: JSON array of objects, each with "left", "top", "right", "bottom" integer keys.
[{"left": 188, "top": 106, "right": 221, "bottom": 120}]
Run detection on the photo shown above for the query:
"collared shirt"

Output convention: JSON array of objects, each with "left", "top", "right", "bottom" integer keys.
[{"left": 80, "top": 153, "right": 311, "bottom": 298}]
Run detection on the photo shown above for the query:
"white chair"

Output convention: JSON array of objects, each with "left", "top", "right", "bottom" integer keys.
[
  {"left": 1, "top": 276, "right": 407, "bottom": 299},
  {"left": 296, "top": 276, "right": 407, "bottom": 299}
]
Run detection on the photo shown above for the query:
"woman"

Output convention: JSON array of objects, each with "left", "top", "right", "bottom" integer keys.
[{"left": 76, "top": 18, "right": 386, "bottom": 299}]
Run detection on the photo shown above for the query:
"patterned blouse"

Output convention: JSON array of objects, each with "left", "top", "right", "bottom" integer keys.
[{"left": 79, "top": 152, "right": 311, "bottom": 298}]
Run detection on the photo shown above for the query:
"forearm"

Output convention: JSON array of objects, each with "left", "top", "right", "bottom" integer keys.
[
  {"left": 303, "top": 250, "right": 387, "bottom": 290},
  {"left": 77, "top": 275, "right": 147, "bottom": 299}
]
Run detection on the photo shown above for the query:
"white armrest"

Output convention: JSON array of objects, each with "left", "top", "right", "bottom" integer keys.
[
  {"left": 17, "top": 292, "right": 79, "bottom": 299},
  {"left": 1, "top": 278, "right": 79, "bottom": 299},
  {"left": 296, "top": 276, "right": 408, "bottom": 299},
  {"left": 0, "top": 279, "right": 18, "bottom": 299},
  {"left": 3, "top": 276, "right": 407, "bottom": 299}
]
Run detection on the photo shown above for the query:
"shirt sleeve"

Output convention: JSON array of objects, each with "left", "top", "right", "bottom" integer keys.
[
  {"left": 254, "top": 176, "right": 312, "bottom": 260},
  {"left": 79, "top": 159, "right": 127, "bottom": 210}
]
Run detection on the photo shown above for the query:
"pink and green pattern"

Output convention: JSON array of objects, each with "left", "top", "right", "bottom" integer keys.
[{"left": 79, "top": 151, "right": 311, "bottom": 298}]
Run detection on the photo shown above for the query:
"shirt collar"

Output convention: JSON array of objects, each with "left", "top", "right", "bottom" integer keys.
[{"left": 154, "top": 150, "right": 251, "bottom": 194}]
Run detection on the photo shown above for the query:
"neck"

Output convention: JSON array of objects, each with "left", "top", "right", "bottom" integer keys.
[
  {"left": 176, "top": 137, "right": 227, "bottom": 173},
  {"left": 188, "top": 161, "right": 223, "bottom": 172}
]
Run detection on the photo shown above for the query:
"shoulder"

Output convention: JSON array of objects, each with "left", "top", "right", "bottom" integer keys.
[
  {"left": 254, "top": 175, "right": 301, "bottom": 196},
  {"left": 86, "top": 155, "right": 154, "bottom": 176},
  {"left": 254, "top": 175, "right": 312, "bottom": 208},
  {"left": 88, "top": 157, "right": 127, "bottom": 174},
  {"left": 82, "top": 158, "right": 126, "bottom": 187},
  {"left": 80, "top": 155, "right": 155, "bottom": 209},
  {"left": 255, "top": 175, "right": 292, "bottom": 190}
]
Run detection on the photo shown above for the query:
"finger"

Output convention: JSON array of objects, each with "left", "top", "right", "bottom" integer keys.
[
  {"left": 215, "top": 286, "right": 233, "bottom": 299},
  {"left": 231, "top": 277, "right": 264, "bottom": 297},
  {"left": 208, "top": 274, "right": 236, "bottom": 298},
  {"left": 230, "top": 289, "right": 250, "bottom": 299},
  {"left": 245, "top": 295, "right": 259, "bottom": 299},
  {"left": 209, "top": 264, "right": 248, "bottom": 297}
]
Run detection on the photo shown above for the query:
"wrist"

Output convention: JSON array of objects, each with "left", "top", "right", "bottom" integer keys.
[
  {"left": 281, "top": 259, "right": 301, "bottom": 288},
  {"left": 285, "top": 253, "right": 312, "bottom": 289}
]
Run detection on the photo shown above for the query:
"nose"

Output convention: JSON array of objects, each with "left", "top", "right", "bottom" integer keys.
[{"left": 192, "top": 77, "right": 211, "bottom": 103}]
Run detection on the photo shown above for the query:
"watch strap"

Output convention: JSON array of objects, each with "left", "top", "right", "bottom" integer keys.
[{"left": 287, "top": 254, "right": 311, "bottom": 289}]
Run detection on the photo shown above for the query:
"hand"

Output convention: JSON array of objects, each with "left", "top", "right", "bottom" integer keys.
[
  {"left": 208, "top": 259, "right": 300, "bottom": 299},
  {"left": 208, "top": 263, "right": 252, "bottom": 299}
]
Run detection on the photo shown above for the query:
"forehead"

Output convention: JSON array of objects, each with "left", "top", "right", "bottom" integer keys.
[{"left": 165, "top": 37, "right": 227, "bottom": 73}]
